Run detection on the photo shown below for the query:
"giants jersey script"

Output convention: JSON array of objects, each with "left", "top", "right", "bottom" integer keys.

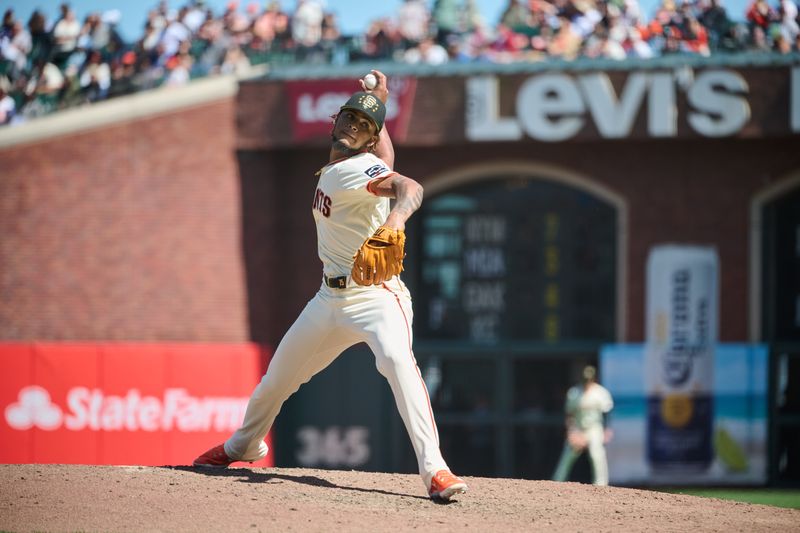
[{"left": 312, "top": 152, "right": 395, "bottom": 276}]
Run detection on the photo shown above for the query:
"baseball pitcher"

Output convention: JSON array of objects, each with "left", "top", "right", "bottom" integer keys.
[{"left": 194, "top": 70, "right": 467, "bottom": 501}]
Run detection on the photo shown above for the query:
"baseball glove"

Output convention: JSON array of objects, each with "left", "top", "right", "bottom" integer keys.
[
  {"left": 567, "top": 429, "right": 588, "bottom": 452},
  {"left": 351, "top": 226, "right": 405, "bottom": 286}
]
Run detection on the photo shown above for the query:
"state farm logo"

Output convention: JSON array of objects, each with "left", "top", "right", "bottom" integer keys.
[
  {"left": 5, "top": 386, "right": 62, "bottom": 430},
  {"left": 4, "top": 386, "right": 248, "bottom": 432}
]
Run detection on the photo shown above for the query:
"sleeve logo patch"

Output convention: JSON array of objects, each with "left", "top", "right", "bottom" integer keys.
[{"left": 364, "top": 164, "right": 388, "bottom": 178}]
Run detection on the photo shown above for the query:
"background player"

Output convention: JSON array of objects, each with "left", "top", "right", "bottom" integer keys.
[
  {"left": 193, "top": 70, "right": 468, "bottom": 501},
  {"left": 552, "top": 365, "right": 614, "bottom": 486}
]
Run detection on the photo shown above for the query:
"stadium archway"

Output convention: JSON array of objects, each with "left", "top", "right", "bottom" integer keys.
[{"left": 750, "top": 172, "right": 800, "bottom": 485}]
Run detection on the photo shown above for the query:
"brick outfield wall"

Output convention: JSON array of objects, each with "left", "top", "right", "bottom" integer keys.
[{"left": 0, "top": 98, "right": 250, "bottom": 341}]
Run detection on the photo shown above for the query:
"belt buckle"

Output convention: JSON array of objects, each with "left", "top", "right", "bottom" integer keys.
[{"left": 326, "top": 276, "right": 346, "bottom": 289}]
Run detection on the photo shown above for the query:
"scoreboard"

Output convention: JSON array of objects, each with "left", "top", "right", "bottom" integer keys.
[{"left": 409, "top": 176, "right": 617, "bottom": 343}]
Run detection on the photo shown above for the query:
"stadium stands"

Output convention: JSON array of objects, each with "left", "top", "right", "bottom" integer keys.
[{"left": 1, "top": 0, "right": 798, "bottom": 126}]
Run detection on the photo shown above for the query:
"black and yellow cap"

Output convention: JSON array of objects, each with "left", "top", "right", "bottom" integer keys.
[{"left": 340, "top": 91, "right": 386, "bottom": 132}]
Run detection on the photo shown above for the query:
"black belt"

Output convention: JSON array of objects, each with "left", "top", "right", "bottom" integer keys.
[{"left": 324, "top": 275, "right": 348, "bottom": 289}]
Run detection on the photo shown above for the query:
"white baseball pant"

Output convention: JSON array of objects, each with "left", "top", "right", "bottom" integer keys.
[{"left": 223, "top": 277, "right": 449, "bottom": 487}]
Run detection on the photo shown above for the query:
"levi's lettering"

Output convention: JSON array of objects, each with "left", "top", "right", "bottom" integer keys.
[{"left": 364, "top": 164, "right": 388, "bottom": 178}]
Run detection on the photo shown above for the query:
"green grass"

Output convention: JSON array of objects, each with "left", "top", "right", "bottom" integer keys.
[{"left": 658, "top": 488, "right": 800, "bottom": 509}]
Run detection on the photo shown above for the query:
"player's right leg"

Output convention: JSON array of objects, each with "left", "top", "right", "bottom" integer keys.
[
  {"left": 194, "top": 293, "right": 357, "bottom": 467},
  {"left": 552, "top": 442, "right": 579, "bottom": 482}
]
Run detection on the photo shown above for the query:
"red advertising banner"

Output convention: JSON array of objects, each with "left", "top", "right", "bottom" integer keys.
[
  {"left": 286, "top": 77, "right": 417, "bottom": 143},
  {"left": 0, "top": 343, "right": 272, "bottom": 467}
]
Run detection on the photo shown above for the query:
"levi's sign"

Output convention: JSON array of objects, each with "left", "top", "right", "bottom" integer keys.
[{"left": 466, "top": 68, "right": 800, "bottom": 141}]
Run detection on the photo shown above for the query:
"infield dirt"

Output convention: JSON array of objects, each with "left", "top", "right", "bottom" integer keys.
[{"left": 1, "top": 464, "right": 798, "bottom": 532}]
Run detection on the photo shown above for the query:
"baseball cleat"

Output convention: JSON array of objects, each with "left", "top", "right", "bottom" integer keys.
[
  {"left": 193, "top": 443, "right": 234, "bottom": 468},
  {"left": 428, "top": 470, "right": 468, "bottom": 501}
]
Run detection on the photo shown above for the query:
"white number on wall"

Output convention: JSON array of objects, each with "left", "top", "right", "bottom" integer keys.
[{"left": 295, "top": 426, "right": 370, "bottom": 467}]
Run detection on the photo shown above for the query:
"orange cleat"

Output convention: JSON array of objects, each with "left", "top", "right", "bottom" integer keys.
[
  {"left": 428, "top": 470, "right": 468, "bottom": 501},
  {"left": 193, "top": 443, "right": 235, "bottom": 468}
]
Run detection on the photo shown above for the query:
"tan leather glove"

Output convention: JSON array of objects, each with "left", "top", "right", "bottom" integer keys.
[{"left": 351, "top": 226, "right": 406, "bottom": 286}]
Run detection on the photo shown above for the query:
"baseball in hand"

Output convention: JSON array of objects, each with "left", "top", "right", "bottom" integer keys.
[{"left": 363, "top": 73, "right": 377, "bottom": 90}]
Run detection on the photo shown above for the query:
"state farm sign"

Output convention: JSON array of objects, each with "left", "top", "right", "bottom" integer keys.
[
  {"left": 0, "top": 343, "right": 271, "bottom": 466},
  {"left": 6, "top": 385, "right": 247, "bottom": 432},
  {"left": 466, "top": 67, "right": 800, "bottom": 141}
]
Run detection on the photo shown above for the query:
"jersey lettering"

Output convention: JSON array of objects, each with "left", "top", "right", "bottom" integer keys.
[
  {"left": 364, "top": 164, "right": 388, "bottom": 178},
  {"left": 313, "top": 187, "right": 331, "bottom": 217}
]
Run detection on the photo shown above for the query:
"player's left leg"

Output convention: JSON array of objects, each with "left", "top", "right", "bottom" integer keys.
[{"left": 344, "top": 279, "right": 465, "bottom": 499}]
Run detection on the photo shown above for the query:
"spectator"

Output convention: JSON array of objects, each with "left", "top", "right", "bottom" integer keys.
[
  {"left": 319, "top": 12, "right": 343, "bottom": 62},
  {"left": 79, "top": 50, "right": 111, "bottom": 102},
  {"left": 363, "top": 18, "right": 401, "bottom": 60},
  {"left": 1, "top": 9, "right": 15, "bottom": 40},
  {"left": 29, "top": 57, "right": 65, "bottom": 96},
  {"left": 500, "top": 0, "right": 530, "bottom": 31},
  {"left": 746, "top": 0, "right": 778, "bottom": 32},
  {"left": 461, "top": 0, "right": 488, "bottom": 34},
  {"left": 164, "top": 53, "right": 192, "bottom": 86},
  {"left": 627, "top": 26, "right": 655, "bottom": 57},
  {"left": 184, "top": 0, "right": 208, "bottom": 33},
  {"left": 159, "top": 7, "right": 192, "bottom": 62},
  {"left": 150, "top": 0, "right": 172, "bottom": 34},
  {"left": 445, "top": 35, "right": 474, "bottom": 62},
  {"left": 433, "top": 0, "right": 461, "bottom": 45},
  {"left": 397, "top": 0, "right": 430, "bottom": 47},
  {"left": 778, "top": 0, "right": 800, "bottom": 46},
  {"left": 98, "top": 10, "right": 125, "bottom": 57},
  {"left": 139, "top": 19, "right": 162, "bottom": 59},
  {"left": 700, "top": 0, "right": 733, "bottom": 50},
  {"left": 584, "top": 25, "right": 627, "bottom": 58},
  {"left": 548, "top": 16, "right": 583, "bottom": 59},
  {"left": 27, "top": 10, "right": 53, "bottom": 67},
  {"left": 0, "top": 76, "right": 15, "bottom": 125},
  {"left": 684, "top": 16, "right": 711, "bottom": 55},
  {"left": 251, "top": 1, "right": 284, "bottom": 50},
  {"left": 51, "top": 4, "right": 81, "bottom": 69},
  {"left": 403, "top": 35, "right": 449, "bottom": 64},
  {"left": 1, "top": 18, "right": 31, "bottom": 77},
  {"left": 292, "top": 0, "right": 324, "bottom": 48},
  {"left": 220, "top": 44, "right": 251, "bottom": 75}
]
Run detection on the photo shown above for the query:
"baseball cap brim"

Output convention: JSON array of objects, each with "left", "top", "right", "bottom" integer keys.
[
  {"left": 340, "top": 92, "right": 386, "bottom": 132},
  {"left": 339, "top": 106, "right": 381, "bottom": 133}
]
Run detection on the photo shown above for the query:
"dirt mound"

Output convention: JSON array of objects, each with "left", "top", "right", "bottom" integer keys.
[{"left": 1, "top": 464, "right": 798, "bottom": 532}]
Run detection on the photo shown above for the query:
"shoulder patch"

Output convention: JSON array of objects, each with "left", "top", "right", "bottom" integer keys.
[{"left": 364, "top": 164, "right": 389, "bottom": 178}]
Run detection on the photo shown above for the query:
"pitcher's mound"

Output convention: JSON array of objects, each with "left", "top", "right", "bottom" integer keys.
[{"left": 2, "top": 464, "right": 798, "bottom": 532}]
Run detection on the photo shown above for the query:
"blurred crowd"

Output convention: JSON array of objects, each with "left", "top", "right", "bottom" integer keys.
[{"left": 1, "top": 0, "right": 799, "bottom": 126}]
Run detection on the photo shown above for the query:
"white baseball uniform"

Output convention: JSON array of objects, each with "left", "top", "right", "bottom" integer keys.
[
  {"left": 223, "top": 151, "right": 450, "bottom": 488},
  {"left": 552, "top": 382, "right": 614, "bottom": 486}
]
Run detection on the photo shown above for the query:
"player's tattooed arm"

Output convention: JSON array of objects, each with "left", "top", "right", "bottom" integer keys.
[{"left": 373, "top": 174, "right": 423, "bottom": 232}]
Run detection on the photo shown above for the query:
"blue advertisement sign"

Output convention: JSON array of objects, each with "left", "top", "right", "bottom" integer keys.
[{"left": 600, "top": 343, "right": 768, "bottom": 485}]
